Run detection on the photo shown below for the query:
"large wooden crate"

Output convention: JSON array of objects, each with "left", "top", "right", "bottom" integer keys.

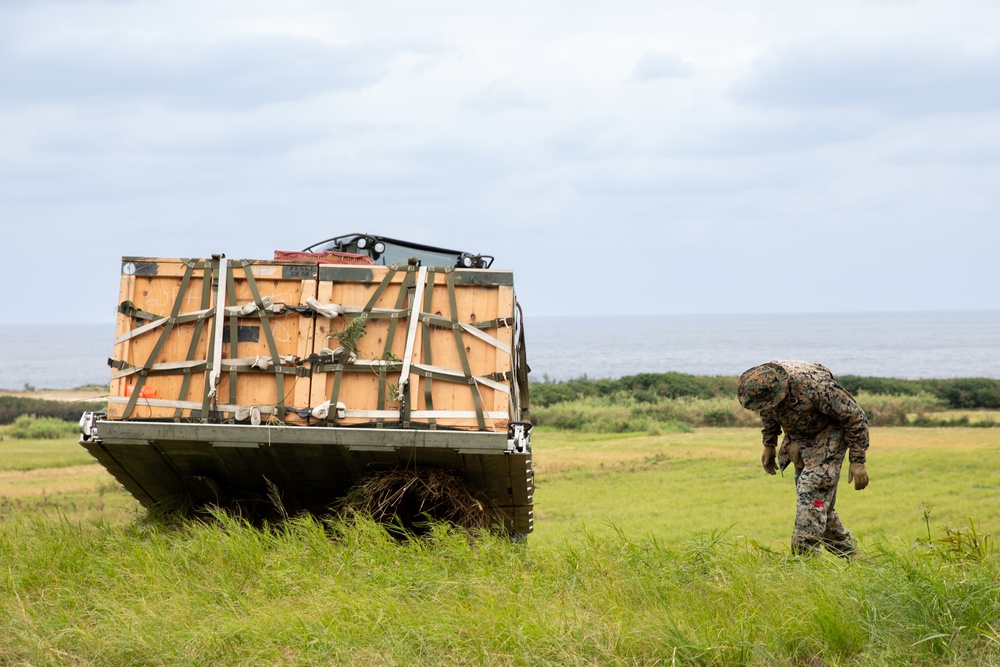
[
  {"left": 308, "top": 265, "right": 516, "bottom": 432},
  {"left": 108, "top": 257, "right": 316, "bottom": 424},
  {"left": 107, "top": 257, "right": 518, "bottom": 433}
]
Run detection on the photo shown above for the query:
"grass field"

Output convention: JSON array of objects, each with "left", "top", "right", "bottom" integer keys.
[
  {"left": 2, "top": 427, "right": 999, "bottom": 665},
  {"left": 531, "top": 426, "right": 1000, "bottom": 550}
]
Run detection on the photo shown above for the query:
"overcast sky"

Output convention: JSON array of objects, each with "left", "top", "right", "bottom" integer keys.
[{"left": 2, "top": 0, "right": 999, "bottom": 325}]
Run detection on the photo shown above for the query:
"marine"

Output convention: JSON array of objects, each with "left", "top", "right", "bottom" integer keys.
[{"left": 738, "top": 360, "right": 870, "bottom": 556}]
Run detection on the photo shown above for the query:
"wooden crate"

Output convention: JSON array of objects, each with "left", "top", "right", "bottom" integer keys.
[
  {"left": 107, "top": 257, "right": 317, "bottom": 424},
  {"left": 107, "top": 257, "right": 517, "bottom": 433},
  {"left": 309, "top": 265, "right": 516, "bottom": 432}
]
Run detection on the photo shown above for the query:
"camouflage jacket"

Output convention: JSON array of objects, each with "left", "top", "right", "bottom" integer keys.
[{"left": 759, "top": 360, "right": 868, "bottom": 465}]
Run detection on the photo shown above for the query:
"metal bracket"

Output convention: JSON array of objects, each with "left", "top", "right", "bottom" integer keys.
[
  {"left": 79, "top": 411, "right": 106, "bottom": 443},
  {"left": 506, "top": 421, "right": 533, "bottom": 454}
]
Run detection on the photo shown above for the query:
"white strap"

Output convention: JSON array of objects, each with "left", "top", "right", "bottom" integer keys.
[
  {"left": 305, "top": 297, "right": 345, "bottom": 319},
  {"left": 457, "top": 321, "right": 511, "bottom": 355},
  {"left": 207, "top": 256, "right": 228, "bottom": 398},
  {"left": 224, "top": 296, "right": 281, "bottom": 317},
  {"left": 398, "top": 266, "right": 428, "bottom": 392},
  {"left": 108, "top": 396, "right": 276, "bottom": 414},
  {"left": 412, "top": 363, "right": 511, "bottom": 395}
]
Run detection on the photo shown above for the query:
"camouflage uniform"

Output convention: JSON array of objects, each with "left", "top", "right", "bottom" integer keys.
[{"left": 740, "top": 360, "right": 869, "bottom": 556}]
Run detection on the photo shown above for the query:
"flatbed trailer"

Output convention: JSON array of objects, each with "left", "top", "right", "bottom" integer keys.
[{"left": 80, "top": 235, "right": 533, "bottom": 536}]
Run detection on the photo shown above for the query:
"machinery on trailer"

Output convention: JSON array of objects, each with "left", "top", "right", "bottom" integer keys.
[{"left": 79, "top": 234, "right": 533, "bottom": 537}]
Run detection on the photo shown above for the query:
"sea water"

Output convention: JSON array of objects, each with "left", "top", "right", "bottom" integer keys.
[
  {"left": 525, "top": 311, "right": 1000, "bottom": 381},
  {"left": 0, "top": 311, "right": 997, "bottom": 390}
]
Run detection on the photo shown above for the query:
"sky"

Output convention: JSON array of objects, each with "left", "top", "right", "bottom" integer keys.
[{"left": 2, "top": 0, "right": 999, "bottom": 325}]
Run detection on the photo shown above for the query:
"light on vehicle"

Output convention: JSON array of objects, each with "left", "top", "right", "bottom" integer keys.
[
  {"left": 356, "top": 238, "right": 368, "bottom": 250},
  {"left": 459, "top": 255, "right": 474, "bottom": 268},
  {"left": 373, "top": 241, "right": 386, "bottom": 254}
]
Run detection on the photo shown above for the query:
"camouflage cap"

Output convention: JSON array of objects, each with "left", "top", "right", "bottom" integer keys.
[{"left": 738, "top": 362, "right": 789, "bottom": 412}]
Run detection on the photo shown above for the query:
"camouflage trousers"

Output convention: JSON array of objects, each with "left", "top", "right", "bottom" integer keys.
[{"left": 789, "top": 426, "right": 855, "bottom": 556}]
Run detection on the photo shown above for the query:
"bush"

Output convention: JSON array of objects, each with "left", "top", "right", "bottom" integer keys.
[
  {"left": 927, "top": 378, "right": 1000, "bottom": 410},
  {"left": 532, "top": 395, "right": 759, "bottom": 432},
  {"left": 532, "top": 398, "right": 645, "bottom": 432},
  {"left": 6, "top": 414, "right": 79, "bottom": 440},
  {"left": 0, "top": 396, "right": 106, "bottom": 425},
  {"left": 855, "top": 391, "right": 945, "bottom": 427},
  {"left": 530, "top": 372, "right": 738, "bottom": 407},
  {"left": 838, "top": 375, "right": 921, "bottom": 397},
  {"left": 839, "top": 376, "right": 1000, "bottom": 410}
]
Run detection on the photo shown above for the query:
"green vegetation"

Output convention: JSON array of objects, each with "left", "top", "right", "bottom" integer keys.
[
  {"left": 1, "top": 427, "right": 999, "bottom": 664},
  {"left": 530, "top": 373, "right": 1000, "bottom": 432},
  {"left": 0, "top": 430, "right": 98, "bottom": 471},
  {"left": 839, "top": 376, "right": 1000, "bottom": 409},
  {"left": 2, "top": 512, "right": 999, "bottom": 665},
  {"left": 0, "top": 395, "right": 106, "bottom": 425},
  {"left": 1, "top": 383, "right": 998, "bottom": 663},
  {"left": 531, "top": 372, "right": 738, "bottom": 407},
  {"left": 3, "top": 414, "right": 79, "bottom": 440}
]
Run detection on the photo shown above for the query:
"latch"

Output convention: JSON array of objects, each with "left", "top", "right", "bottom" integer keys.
[{"left": 506, "top": 421, "right": 533, "bottom": 453}]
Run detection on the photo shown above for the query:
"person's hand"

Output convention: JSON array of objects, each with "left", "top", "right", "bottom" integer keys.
[
  {"left": 848, "top": 463, "right": 869, "bottom": 490},
  {"left": 762, "top": 446, "right": 777, "bottom": 475}
]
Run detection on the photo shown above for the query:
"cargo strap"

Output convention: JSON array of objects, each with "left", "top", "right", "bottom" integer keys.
[
  {"left": 411, "top": 364, "right": 511, "bottom": 395},
  {"left": 175, "top": 264, "right": 214, "bottom": 419},
  {"left": 121, "top": 261, "right": 197, "bottom": 420},
  {"left": 109, "top": 396, "right": 508, "bottom": 424},
  {"left": 398, "top": 266, "right": 428, "bottom": 427},
  {"left": 109, "top": 395, "right": 280, "bottom": 417},
  {"left": 304, "top": 297, "right": 344, "bottom": 319},
  {"left": 445, "top": 269, "right": 487, "bottom": 431},
  {"left": 204, "top": 255, "right": 228, "bottom": 423},
  {"left": 118, "top": 301, "right": 163, "bottom": 323},
  {"left": 375, "top": 268, "right": 415, "bottom": 426},
  {"left": 472, "top": 317, "right": 514, "bottom": 330},
  {"left": 417, "top": 313, "right": 511, "bottom": 355},
  {"left": 110, "top": 357, "right": 306, "bottom": 380},
  {"left": 224, "top": 262, "right": 239, "bottom": 407},
  {"left": 420, "top": 268, "right": 438, "bottom": 428},
  {"left": 113, "top": 308, "right": 213, "bottom": 345},
  {"left": 235, "top": 259, "right": 289, "bottom": 421},
  {"left": 326, "top": 265, "right": 403, "bottom": 423}
]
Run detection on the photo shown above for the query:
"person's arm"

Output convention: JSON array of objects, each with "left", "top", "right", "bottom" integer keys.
[
  {"left": 816, "top": 382, "right": 869, "bottom": 465},
  {"left": 814, "top": 379, "right": 870, "bottom": 490},
  {"left": 760, "top": 411, "right": 782, "bottom": 475},
  {"left": 761, "top": 411, "right": 782, "bottom": 448}
]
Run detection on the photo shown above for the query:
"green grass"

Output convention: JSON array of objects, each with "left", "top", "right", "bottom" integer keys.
[
  {"left": 2, "top": 513, "right": 999, "bottom": 665},
  {"left": 0, "top": 433, "right": 99, "bottom": 471},
  {"left": 2, "top": 428, "right": 1000, "bottom": 665}
]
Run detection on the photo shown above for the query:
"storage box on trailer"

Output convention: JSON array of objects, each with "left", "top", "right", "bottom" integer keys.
[{"left": 107, "top": 257, "right": 519, "bottom": 433}]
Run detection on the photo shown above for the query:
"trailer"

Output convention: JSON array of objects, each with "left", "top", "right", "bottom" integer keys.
[{"left": 80, "top": 234, "right": 533, "bottom": 537}]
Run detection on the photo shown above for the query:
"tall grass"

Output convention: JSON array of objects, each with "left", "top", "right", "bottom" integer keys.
[
  {"left": 855, "top": 390, "right": 945, "bottom": 426},
  {"left": 1, "top": 514, "right": 998, "bottom": 665}
]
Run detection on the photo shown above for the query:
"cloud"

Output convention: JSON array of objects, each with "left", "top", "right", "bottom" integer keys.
[
  {"left": 0, "top": 33, "right": 394, "bottom": 109},
  {"left": 463, "top": 80, "right": 544, "bottom": 112},
  {"left": 633, "top": 51, "right": 693, "bottom": 81},
  {"left": 731, "top": 40, "right": 1000, "bottom": 116}
]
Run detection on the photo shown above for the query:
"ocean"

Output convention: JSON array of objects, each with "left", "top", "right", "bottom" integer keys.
[
  {"left": 525, "top": 311, "right": 1000, "bottom": 381},
  {"left": 0, "top": 311, "right": 997, "bottom": 390}
]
